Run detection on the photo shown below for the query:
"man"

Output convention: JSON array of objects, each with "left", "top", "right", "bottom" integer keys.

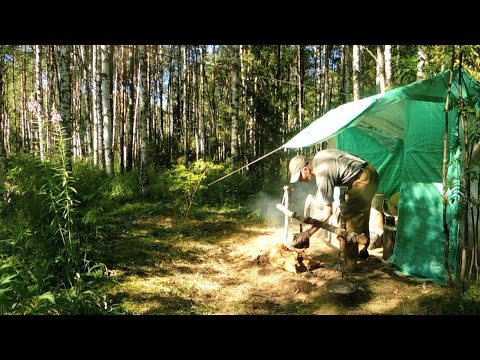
[{"left": 288, "top": 149, "right": 379, "bottom": 266}]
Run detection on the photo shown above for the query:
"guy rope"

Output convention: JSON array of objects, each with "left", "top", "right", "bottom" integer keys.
[{"left": 205, "top": 146, "right": 284, "bottom": 187}]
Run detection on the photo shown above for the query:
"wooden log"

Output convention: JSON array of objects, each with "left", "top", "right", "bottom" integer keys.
[
  {"left": 275, "top": 204, "right": 368, "bottom": 245},
  {"left": 383, "top": 225, "right": 397, "bottom": 260},
  {"left": 369, "top": 193, "right": 385, "bottom": 249},
  {"left": 268, "top": 244, "right": 321, "bottom": 273}
]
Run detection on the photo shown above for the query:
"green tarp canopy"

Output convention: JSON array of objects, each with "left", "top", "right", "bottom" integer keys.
[{"left": 283, "top": 68, "right": 480, "bottom": 285}]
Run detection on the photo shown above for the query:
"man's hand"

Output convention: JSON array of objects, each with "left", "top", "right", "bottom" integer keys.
[
  {"left": 295, "top": 230, "right": 310, "bottom": 241},
  {"left": 292, "top": 230, "right": 311, "bottom": 249}
]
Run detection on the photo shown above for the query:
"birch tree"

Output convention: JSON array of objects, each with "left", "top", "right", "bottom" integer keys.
[
  {"left": 198, "top": 45, "right": 205, "bottom": 160},
  {"left": 21, "top": 49, "right": 29, "bottom": 151},
  {"left": 96, "top": 46, "right": 105, "bottom": 171},
  {"left": 182, "top": 46, "right": 188, "bottom": 166},
  {"left": 417, "top": 46, "right": 426, "bottom": 79},
  {"left": 126, "top": 45, "right": 136, "bottom": 172},
  {"left": 297, "top": 45, "right": 304, "bottom": 127},
  {"left": 119, "top": 45, "right": 126, "bottom": 174},
  {"left": 158, "top": 45, "right": 165, "bottom": 160},
  {"left": 353, "top": 45, "right": 361, "bottom": 101},
  {"left": 384, "top": 45, "right": 392, "bottom": 88},
  {"left": 230, "top": 45, "right": 239, "bottom": 170},
  {"left": 376, "top": 45, "right": 386, "bottom": 94},
  {"left": 101, "top": 45, "right": 113, "bottom": 175},
  {"left": 91, "top": 45, "right": 99, "bottom": 166},
  {"left": 35, "top": 45, "right": 45, "bottom": 161},
  {"left": 58, "top": 45, "right": 73, "bottom": 172},
  {"left": 138, "top": 45, "right": 149, "bottom": 195},
  {"left": 82, "top": 45, "right": 93, "bottom": 158},
  {"left": 322, "top": 45, "right": 330, "bottom": 112},
  {"left": 0, "top": 51, "right": 6, "bottom": 203}
]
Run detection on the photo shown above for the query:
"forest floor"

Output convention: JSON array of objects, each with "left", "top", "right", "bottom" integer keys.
[{"left": 100, "top": 204, "right": 474, "bottom": 315}]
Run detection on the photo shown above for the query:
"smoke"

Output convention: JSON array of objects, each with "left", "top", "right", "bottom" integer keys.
[{"left": 247, "top": 180, "right": 318, "bottom": 227}]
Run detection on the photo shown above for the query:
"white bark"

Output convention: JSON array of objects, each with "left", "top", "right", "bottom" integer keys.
[
  {"left": 344, "top": 45, "right": 352, "bottom": 102},
  {"left": 182, "top": 46, "right": 188, "bottom": 165},
  {"left": 298, "top": 45, "right": 303, "bottom": 128},
  {"left": 353, "top": 45, "right": 361, "bottom": 101},
  {"left": 376, "top": 45, "right": 386, "bottom": 94},
  {"left": 384, "top": 45, "right": 392, "bottom": 88},
  {"left": 101, "top": 45, "right": 113, "bottom": 174},
  {"left": 231, "top": 45, "right": 239, "bottom": 169},
  {"left": 314, "top": 45, "right": 322, "bottom": 115},
  {"left": 417, "top": 46, "right": 426, "bottom": 79},
  {"left": 35, "top": 45, "right": 45, "bottom": 161},
  {"left": 323, "top": 45, "right": 330, "bottom": 112},
  {"left": 0, "top": 59, "right": 6, "bottom": 201},
  {"left": 92, "top": 45, "right": 98, "bottom": 165},
  {"left": 58, "top": 45, "right": 72, "bottom": 171},
  {"left": 96, "top": 46, "right": 105, "bottom": 170},
  {"left": 198, "top": 45, "right": 205, "bottom": 159}
]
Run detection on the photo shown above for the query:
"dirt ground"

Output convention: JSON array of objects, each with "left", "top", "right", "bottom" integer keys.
[{"left": 107, "top": 217, "right": 446, "bottom": 315}]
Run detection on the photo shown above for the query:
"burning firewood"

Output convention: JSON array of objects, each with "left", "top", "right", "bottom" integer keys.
[{"left": 268, "top": 243, "right": 321, "bottom": 273}]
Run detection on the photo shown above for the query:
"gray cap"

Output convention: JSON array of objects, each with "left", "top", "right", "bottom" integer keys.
[{"left": 289, "top": 155, "right": 305, "bottom": 183}]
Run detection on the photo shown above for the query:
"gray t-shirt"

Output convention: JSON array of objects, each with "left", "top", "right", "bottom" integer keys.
[{"left": 311, "top": 149, "right": 366, "bottom": 206}]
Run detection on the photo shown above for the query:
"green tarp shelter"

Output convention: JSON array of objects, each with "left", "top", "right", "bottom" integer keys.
[{"left": 283, "top": 68, "right": 480, "bottom": 285}]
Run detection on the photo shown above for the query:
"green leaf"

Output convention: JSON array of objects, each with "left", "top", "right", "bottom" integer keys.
[
  {"left": 0, "top": 274, "right": 17, "bottom": 286},
  {"left": 36, "top": 292, "right": 56, "bottom": 304}
]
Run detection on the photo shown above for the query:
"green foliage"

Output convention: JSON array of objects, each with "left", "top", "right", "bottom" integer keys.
[
  {"left": 0, "top": 146, "right": 120, "bottom": 313},
  {"left": 197, "top": 161, "right": 261, "bottom": 207},
  {"left": 0, "top": 262, "right": 17, "bottom": 313},
  {"left": 391, "top": 46, "right": 419, "bottom": 87}
]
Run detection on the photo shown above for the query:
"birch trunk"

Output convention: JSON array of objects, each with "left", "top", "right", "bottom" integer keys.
[
  {"left": 81, "top": 45, "right": 93, "bottom": 158},
  {"left": 71, "top": 46, "right": 81, "bottom": 159},
  {"left": 182, "top": 46, "right": 188, "bottom": 166},
  {"left": 0, "top": 58, "right": 6, "bottom": 202},
  {"left": 384, "top": 45, "right": 392, "bottom": 88},
  {"left": 92, "top": 45, "right": 99, "bottom": 165},
  {"left": 240, "top": 45, "right": 249, "bottom": 160},
  {"left": 120, "top": 45, "right": 126, "bottom": 174},
  {"left": 46, "top": 45, "right": 56, "bottom": 155},
  {"left": 211, "top": 46, "right": 219, "bottom": 162},
  {"left": 230, "top": 45, "right": 240, "bottom": 170},
  {"left": 22, "top": 49, "right": 29, "bottom": 151},
  {"left": 167, "top": 47, "right": 174, "bottom": 165},
  {"left": 138, "top": 45, "right": 149, "bottom": 195},
  {"left": 353, "top": 45, "right": 361, "bottom": 101},
  {"left": 417, "top": 46, "right": 426, "bottom": 79},
  {"left": 126, "top": 45, "right": 136, "bottom": 172},
  {"left": 376, "top": 45, "right": 386, "bottom": 94},
  {"left": 152, "top": 46, "right": 159, "bottom": 164},
  {"left": 35, "top": 45, "right": 45, "bottom": 161},
  {"left": 58, "top": 45, "right": 73, "bottom": 172},
  {"left": 110, "top": 45, "right": 116, "bottom": 150},
  {"left": 12, "top": 54, "right": 19, "bottom": 153},
  {"left": 344, "top": 45, "right": 352, "bottom": 103},
  {"left": 297, "top": 45, "right": 303, "bottom": 128},
  {"left": 198, "top": 45, "right": 205, "bottom": 160},
  {"left": 96, "top": 46, "right": 105, "bottom": 171},
  {"left": 314, "top": 45, "right": 321, "bottom": 115},
  {"left": 101, "top": 45, "right": 113, "bottom": 175},
  {"left": 323, "top": 45, "right": 330, "bottom": 112},
  {"left": 158, "top": 46, "right": 164, "bottom": 145}
]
